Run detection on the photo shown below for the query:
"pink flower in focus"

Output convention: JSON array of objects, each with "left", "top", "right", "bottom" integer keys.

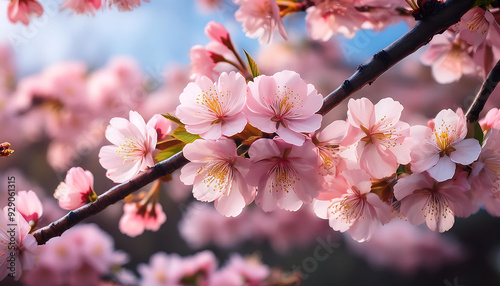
[
  {"left": 313, "top": 169, "right": 392, "bottom": 242},
  {"left": 480, "top": 107, "right": 500, "bottom": 132},
  {"left": 421, "top": 31, "right": 478, "bottom": 84},
  {"left": 54, "top": 167, "right": 97, "bottom": 210},
  {"left": 246, "top": 70, "right": 323, "bottom": 146},
  {"left": 16, "top": 190, "right": 43, "bottom": 224},
  {"left": 0, "top": 210, "right": 38, "bottom": 281},
  {"left": 8, "top": 0, "right": 43, "bottom": 25},
  {"left": 99, "top": 111, "right": 157, "bottom": 183},
  {"left": 180, "top": 138, "right": 254, "bottom": 217},
  {"left": 394, "top": 172, "right": 472, "bottom": 232},
  {"left": 138, "top": 252, "right": 184, "bottom": 286},
  {"left": 247, "top": 138, "right": 322, "bottom": 212},
  {"left": 410, "top": 108, "right": 481, "bottom": 182},
  {"left": 118, "top": 202, "right": 167, "bottom": 237},
  {"left": 147, "top": 114, "right": 173, "bottom": 142},
  {"left": 345, "top": 97, "right": 411, "bottom": 179},
  {"left": 234, "top": 0, "right": 288, "bottom": 44},
  {"left": 313, "top": 120, "right": 349, "bottom": 177},
  {"left": 176, "top": 72, "right": 248, "bottom": 139},
  {"left": 62, "top": 0, "right": 101, "bottom": 15}
]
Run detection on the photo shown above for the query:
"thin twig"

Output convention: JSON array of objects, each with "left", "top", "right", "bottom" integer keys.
[
  {"left": 466, "top": 59, "right": 500, "bottom": 123},
  {"left": 33, "top": 152, "right": 189, "bottom": 245},
  {"left": 318, "top": 0, "right": 475, "bottom": 115},
  {"left": 32, "top": 0, "right": 476, "bottom": 245}
]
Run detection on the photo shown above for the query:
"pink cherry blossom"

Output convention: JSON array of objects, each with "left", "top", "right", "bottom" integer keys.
[
  {"left": 0, "top": 210, "right": 38, "bottom": 281},
  {"left": 189, "top": 45, "right": 219, "bottom": 81},
  {"left": 16, "top": 190, "right": 43, "bottom": 224},
  {"left": 410, "top": 108, "right": 481, "bottom": 182},
  {"left": 246, "top": 137, "right": 322, "bottom": 212},
  {"left": 205, "top": 21, "right": 231, "bottom": 46},
  {"left": 459, "top": 7, "right": 500, "bottom": 50},
  {"left": 180, "top": 138, "right": 254, "bottom": 217},
  {"left": 246, "top": 70, "right": 323, "bottom": 146},
  {"left": 54, "top": 167, "right": 97, "bottom": 210},
  {"left": 176, "top": 71, "right": 247, "bottom": 140},
  {"left": 8, "top": 0, "right": 43, "bottom": 25},
  {"left": 147, "top": 114, "right": 173, "bottom": 142},
  {"left": 99, "top": 110, "right": 157, "bottom": 183},
  {"left": 480, "top": 107, "right": 500, "bottom": 132},
  {"left": 210, "top": 254, "right": 269, "bottom": 286},
  {"left": 138, "top": 252, "right": 184, "bottom": 286},
  {"left": 62, "top": 0, "right": 101, "bottom": 15},
  {"left": 344, "top": 97, "right": 411, "bottom": 179},
  {"left": 313, "top": 119, "right": 350, "bottom": 178},
  {"left": 107, "top": 0, "right": 148, "bottom": 11},
  {"left": 234, "top": 0, "right": 288, "bottom": 44},
  {"left": 394, "top": 171, "right": 472, "bottom": 232},
  {"left": 421, "top": 31, "right": 478, "bottom": 84},
  {"left": 118, "top": 202, "right": 167, "bottom": 237},
  {"left": 469, "top": 128, "right": 500, "bottom": 216},
  {"left": 313, "top": 169, "right": 392, "bottom": 242},
  {"left": 305, "top": 0, "right": 369, "bottom": 41}
]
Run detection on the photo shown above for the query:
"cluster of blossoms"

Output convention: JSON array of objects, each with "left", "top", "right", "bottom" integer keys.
[
  {"left": 7, "top": 0, "right": 149, "bottom": 25},
  {"left": 137, "top": 250, "right": 296, "bottom": 286}
]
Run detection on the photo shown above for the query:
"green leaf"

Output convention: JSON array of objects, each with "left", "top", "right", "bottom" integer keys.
[
  {"left": 155, "top": 143, "right": 185, "bottom": 161},
  {"left": 474, "top": 0, "right": 498, "bottom": 7},
  {"left": 162, "top": 113, "right": 183, "bottom": 125},
  {"left": 243, "top": 49, "right": 261, "bottom": 79},
  {"left": 472, "top": 121, "right": 484, "bottom": 145},
  {"left": 172, "top": 125, "right": 201, "bottom": 143}
]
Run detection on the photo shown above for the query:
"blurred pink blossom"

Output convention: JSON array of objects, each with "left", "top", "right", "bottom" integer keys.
[
  {"left": 234, "top": 0, "right": 287, "bottom": 44},
  {"left": 138, "top": 252, "right": 184, "bottom": 286},
  {"left": 62, "top": 0, "right": 101, "bottom": 14},
  {"left": 209, "top": 254, "right": 269, "bottom": 286},
  {"left": 118, "top": 202, "right": 167, "bottom": 237},
  {"left": 246, "top": 70, "right": 323, "bottom": 146},
  {"left": 8, "top": 0, "right": 43, "bottom": 25},
  {"left": 176, "top": 72, "right": 248, "bottom": 140}
]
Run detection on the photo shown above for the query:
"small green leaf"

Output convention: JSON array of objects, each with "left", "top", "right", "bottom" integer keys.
[
  {"left": 155, "top": 143, "right": 185, "bottom": 161},
  {"left": 472, "top": 121, "right": 484, "bottom": 145},
  {"left": 162, "top": 113, "right": 183, "bottom": 125},
  {"left": 172, "top": 125, "right": 201, "bottom": 143},
  {"left": 474, "top": 0, "right": 498, "bottom": 7},
  {"left": 243, "top": 49, "right": 261, "bottom": 79}
]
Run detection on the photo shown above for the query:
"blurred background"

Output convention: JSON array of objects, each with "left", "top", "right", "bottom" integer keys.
[{"left": 1, "top": 0, "right": 500, "bottom": 285}]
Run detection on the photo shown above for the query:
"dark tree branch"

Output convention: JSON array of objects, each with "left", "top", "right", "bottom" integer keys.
[
  {"left": 466, "top": 59, "right": 500, "bottom": 123},
  {"left": 33, "top": 0, "right": 475, "bottom": 245},
  {"left": 33, "top": 152, "right": 189, "bottom": 245},
  {"left": 318, "top": 0, "right": 475, "bottom": 115}
]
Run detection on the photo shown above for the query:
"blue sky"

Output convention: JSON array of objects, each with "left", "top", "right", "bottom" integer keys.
[{"left": 0, "top": 0, "right": 409, "bottom": 77}]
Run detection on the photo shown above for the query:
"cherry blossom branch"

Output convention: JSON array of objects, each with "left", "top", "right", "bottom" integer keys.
[
  {"left": 465, "top": 59, "right": 500, "bottom": 123},
  {"left": 318, "top": 0, "right": 475, "bottom": 115},
  {"left": 33, "top": 0, "right": 475, "bottom": 245},
  {"left": 33, "top": 152, "right": 189, "bottom": 245}
]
